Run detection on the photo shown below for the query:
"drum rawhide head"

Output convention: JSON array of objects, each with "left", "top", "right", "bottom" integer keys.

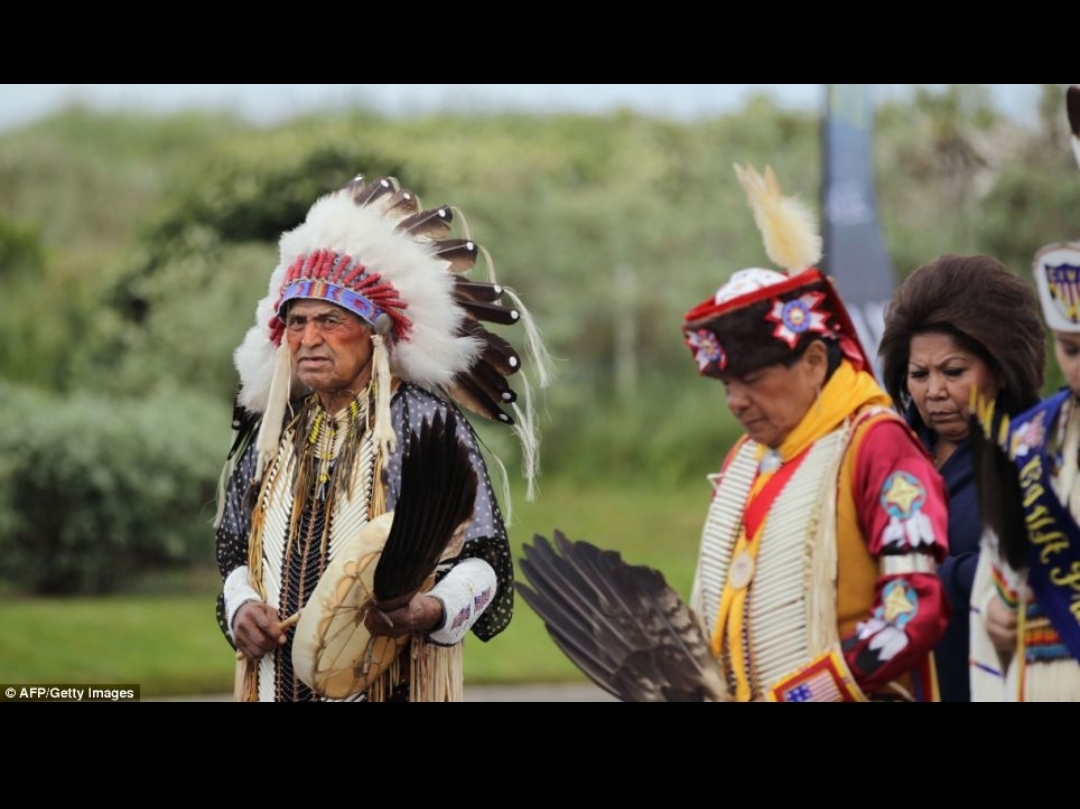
[{"left": 291, "top": 511, "right": 406, "bottom": 699}]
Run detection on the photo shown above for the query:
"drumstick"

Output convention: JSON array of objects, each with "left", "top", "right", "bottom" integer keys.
[{"left": 235, "top": 611, "right": 301, "bottom": 660}]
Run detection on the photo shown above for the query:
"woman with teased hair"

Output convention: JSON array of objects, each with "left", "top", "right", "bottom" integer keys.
[{"left": 878, "top": 254, "right": 1045, "bottom": 701}]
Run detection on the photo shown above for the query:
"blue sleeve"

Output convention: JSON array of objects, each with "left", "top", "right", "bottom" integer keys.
[
  {"left": 938, "top": 550, "right": 978, "bottom": 612},
  {"left": 937, "top": 444, "right": 982, "bottom": 611}
]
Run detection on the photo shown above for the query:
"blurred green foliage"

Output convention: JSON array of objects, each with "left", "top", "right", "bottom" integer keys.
[
  {"left": 0, "top": 383, "right": 227, "bottom": 593},
  {"left": 0, "top": 84, "right": 1076, "bottom": 595}
]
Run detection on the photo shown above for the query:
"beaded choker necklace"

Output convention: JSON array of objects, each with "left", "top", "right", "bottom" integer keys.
[{"left": 288, "top": 381, "right": 376, "bottom": 513}]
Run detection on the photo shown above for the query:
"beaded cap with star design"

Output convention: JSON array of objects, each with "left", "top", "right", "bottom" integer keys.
[{"left": 682, "top": 164, "right": 870, "bottom": 379}]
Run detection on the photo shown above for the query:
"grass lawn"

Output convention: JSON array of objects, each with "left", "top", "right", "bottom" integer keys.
[{"left": 0, "top": 478, "right": 711, "bottom": 698}]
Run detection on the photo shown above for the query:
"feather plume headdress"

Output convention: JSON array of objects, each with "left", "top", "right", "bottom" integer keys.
[
  {"left": 733, "top": 163, "right": 822, "bottom": 275},
  {"left": 232, "top": 174, "right": 554, "bottom": 499},
  {"left": 681, "top": 163, "right": 869, "bottom": 379}
]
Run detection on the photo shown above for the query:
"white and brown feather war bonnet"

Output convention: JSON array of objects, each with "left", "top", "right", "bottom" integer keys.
[{"left": 232, "top": 173, "right": 554, "bottom": 501}]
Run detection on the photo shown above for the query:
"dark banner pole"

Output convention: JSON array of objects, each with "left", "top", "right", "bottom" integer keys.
[{"left": 820, "top": 84, "right": 896, "bottom": 380}]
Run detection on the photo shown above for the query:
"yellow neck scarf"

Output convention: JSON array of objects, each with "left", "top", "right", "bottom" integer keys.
[
  {"left": 752, "top": 359, "right": 892, "bottom": 467},
  {"left": 717, "top": 359, "right": 891, "bottom": 699}
]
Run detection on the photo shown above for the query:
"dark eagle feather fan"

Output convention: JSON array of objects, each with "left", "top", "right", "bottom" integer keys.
[
  {"left": 373, "top": 409, "right": 478, "bottom": 605},
  {"left": 517, "top": 531, "right": 727, "bottom": 702}
]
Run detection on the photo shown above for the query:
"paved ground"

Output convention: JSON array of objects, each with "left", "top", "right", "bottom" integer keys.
[
  {"left": 466, "top": 682, "right": 617, "bottom": 702},
  {"left": 155, "top": 682, "right": 618, "bottom": 702}
]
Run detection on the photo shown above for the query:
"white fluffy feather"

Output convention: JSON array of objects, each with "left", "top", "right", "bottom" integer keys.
[{"left": 734, "top": 163, "right": 822, "bottom": 274}]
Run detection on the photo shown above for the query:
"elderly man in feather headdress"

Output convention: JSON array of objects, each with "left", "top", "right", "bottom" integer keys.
[{"left": 213, "top": 174, "right": 552, "bottom": 702}]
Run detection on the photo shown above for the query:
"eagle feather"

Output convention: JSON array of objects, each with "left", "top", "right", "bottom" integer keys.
[{"left": 517, "top": 531, "right": 728, "bottom": 702}]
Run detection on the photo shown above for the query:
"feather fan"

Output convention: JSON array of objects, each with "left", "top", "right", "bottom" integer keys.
[
  {"left": 968, "top": 391, "right": 1029, "bottom": 571},
  {"left": 734, "top": 163, "right": 822, "bottom": 273},
  {"left": 517, "top": 531, "right": 727, "bottom": 702},
  {"left": 372, "top": 409, "right": 478, "bottom": 604}
]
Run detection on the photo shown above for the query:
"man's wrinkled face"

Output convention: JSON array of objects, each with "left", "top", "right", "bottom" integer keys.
[
  {"left": 284, "top": 300, "right": 373, "bottom": 402},
  {"left": 718, "top": 342, "right": 827, "bottom": 449}
]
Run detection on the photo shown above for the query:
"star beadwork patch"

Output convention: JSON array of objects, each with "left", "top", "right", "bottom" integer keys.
[
  {"left": 686, "top": 328, "right": 726, "bottom": 372},
  {"left": 880, "top": 471, "right": 925, "bottom": 520},
  {"left": 876, "top": 579, "right": 918, "bottom": 626},
  {"left": 766, "top": 292, "right": 829, "bottom": 348}
]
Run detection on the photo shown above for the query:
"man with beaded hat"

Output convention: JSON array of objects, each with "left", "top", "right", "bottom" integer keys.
[
  {"left": 680, "top": 164, "right": 950, "bottom": 701},
  {"left": 213, "top": 173, "right": 552, "bottom": 702}
]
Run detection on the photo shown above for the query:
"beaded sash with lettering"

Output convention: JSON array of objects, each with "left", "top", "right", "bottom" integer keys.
[
  {"left": 691, "top": 422, "right": 851, "bottom": 699},
  {"left": 1011, "top": 389, "right": 1080, "bottom": 661}
]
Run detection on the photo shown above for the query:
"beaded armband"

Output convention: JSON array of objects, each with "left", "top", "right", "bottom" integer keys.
[{"left": 223, "top": 565, "right": 263, "bottom": 640}]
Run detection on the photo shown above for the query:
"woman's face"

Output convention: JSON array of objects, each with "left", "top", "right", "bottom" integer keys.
[
  {"left": 907, "top": 331, "right": 999, "bottom": 444},
  {"left": 1053, "top": 330, "right": 1080, "bottom": 398},
  {"left": 719, "top": 341, "right": 828, "bottom": 449}
]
